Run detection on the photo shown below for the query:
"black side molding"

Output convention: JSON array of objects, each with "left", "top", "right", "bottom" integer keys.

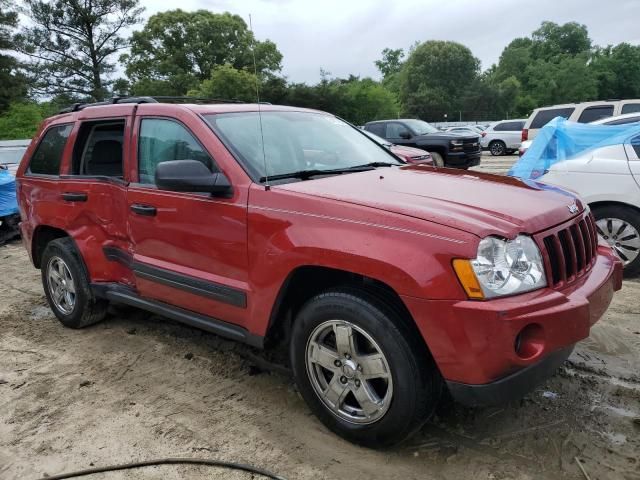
[
  {"left": 92, "top": 283, "right": 263, "bottom": 348},
  {"left": 102, "top": 246, "right": 247, "bottom": 308}
]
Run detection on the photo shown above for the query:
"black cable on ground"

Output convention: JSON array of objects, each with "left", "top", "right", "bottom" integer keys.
[{"left": 36, "top": 457, "right": 288, "bottom": 480}]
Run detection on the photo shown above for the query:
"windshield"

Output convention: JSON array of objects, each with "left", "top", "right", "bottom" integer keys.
[
  {"left": 204, "top": 111, "right": 401, "bottom": 182},
  {"left": 403, "top": 119, "right": 439, "bottom": 135},
  {"left": 362, "top": 129, "right": 392, "bottom": 147}
]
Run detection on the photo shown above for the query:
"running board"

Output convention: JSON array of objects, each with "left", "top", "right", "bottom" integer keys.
[{"left": 92, "top": 284, "right": 263, "bottom": 348}]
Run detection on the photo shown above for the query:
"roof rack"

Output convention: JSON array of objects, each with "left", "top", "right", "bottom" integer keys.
[{"left": 57, "top": 96, "right": 245, "bottom": 114}]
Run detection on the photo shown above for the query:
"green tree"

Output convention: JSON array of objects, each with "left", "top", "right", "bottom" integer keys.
[
  {"left": 122, "top": 10, "right": 282, "bottom": 96},
  {"left": 188, "top": 64, "right": 259, "bottom": 102},
  {"left": 399, "top": 40, "right": 479, "bottom": 120},
  {"left": 0, "top": 102, "right": 52, "bottom": 140},
  {"left": 531, "top": 21, "right": 591, "bottom": 60},
  {"left": 0, "top": 0, "right": 26, "bottom": 112},
  {"left": 592, "top": 43, "right": 640, "bottom": 99},
  {"left": 16, "top": 0, "right": 144, "bottom": 101},
  {"left": 375, "top": 48, "right": 404, "bottom": 78}
]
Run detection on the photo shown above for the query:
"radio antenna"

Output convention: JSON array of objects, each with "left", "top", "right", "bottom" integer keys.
[{"left": 249, "top": 14, "right": 269, "bottom": 190}]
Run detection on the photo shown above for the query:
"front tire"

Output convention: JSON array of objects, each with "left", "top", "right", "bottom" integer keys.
[
  {"left": 489, "top": 140, "right": 506, "bottom": 156},
  {"left": 430, "top": 151, "right": 445, "bottom": 167},
  {"left": 593, "top": 205, "right": 640, "bottom": 276},
  {"left": 290, "top": 288, "right": 441, "bottom": 448},
  {"left": 41, "top": 237, "right": 109, "bottom": 328}
]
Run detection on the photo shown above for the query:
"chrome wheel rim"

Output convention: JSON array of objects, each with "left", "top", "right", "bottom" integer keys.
[
  {"left": 490, "top": 142, "right": 504, "bottom": 155},
  {"left": 596, "top": 217, "right": 640, "bottom": 266},
  {"left": 47, "top": 256, "right": 76, "bottom": 315},
  {"left": 305, "top": 320, "right": 393, "bottom": 425}
]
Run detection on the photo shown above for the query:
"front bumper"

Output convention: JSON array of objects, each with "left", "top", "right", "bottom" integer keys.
[
  {"left": 401, "top": 245, "right": 622, "bottom": 404},
  {"left": 445, "top": 151, "right": 481, "bottom": 168}
]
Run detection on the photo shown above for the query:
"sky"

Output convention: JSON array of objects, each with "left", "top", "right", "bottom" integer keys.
[{"left": 139, "top": 0, "right": 638, "bottom": 83}]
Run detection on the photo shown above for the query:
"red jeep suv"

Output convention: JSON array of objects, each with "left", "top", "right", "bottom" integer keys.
[{"left": 16, "top": 98, "right": 622, "bottom": 447}]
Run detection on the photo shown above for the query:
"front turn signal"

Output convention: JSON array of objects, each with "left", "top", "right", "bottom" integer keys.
[{"left": 453, "top": 259, "right": 484, "bottom": 300}]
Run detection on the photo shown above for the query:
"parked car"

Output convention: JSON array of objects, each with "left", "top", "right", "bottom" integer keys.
[
  {"left": 522, "top": 99, "right": 640, "bottom": 142},
  {"left": 533, "top": 126, "right": 640, "bottom": 274},
  {"left": 364, "top": 119, "right": 481, "bottom": 168},
  {"left": 362, "top": 130, "right": 433, "bottom": 165},
  {"left": 518, "top": 112, "right": 640, "bottom": 157},
  {"left": 480, "top": 119, "right": 526, "bottom": 156},
  {"left": 445, "top": 126, "right": 484, "bottom": 136},
  {"left": 16, "top": 98, "right": 622, "bottom": 447},
  {"left": 0, "top": 140, "right": 29, "bottom": 176}
]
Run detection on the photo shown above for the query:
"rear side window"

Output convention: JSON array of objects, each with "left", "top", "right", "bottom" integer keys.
[
  {"left": 72, "top": 120, "right": 125, "bottom": 177},
  {"left": 622, "top": 103, "right": 640, "bottom": 114},
  {"left": 578, "top": 105, "right": 614, "bottom": 123},
  {"left": 494, "top": 121, "right": 525, "bottom": 131},
  {"left": 530, "top": 108, "right": 575, "bottom": 129},
  {"left": 366, "top": 123, "right": 385, "bottom": 137},
  {"left": 28, "top": 124, "right": 73, "bottom": 175},
  {"left": 138, "top": 118, "right": 216, "bottom": 185}
]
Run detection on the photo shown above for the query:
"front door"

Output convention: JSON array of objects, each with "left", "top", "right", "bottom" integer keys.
[{"left": 126, "top": 116, "right": 250, "bottom": 327}]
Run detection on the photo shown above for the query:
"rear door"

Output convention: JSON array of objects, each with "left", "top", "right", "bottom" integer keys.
[
  {"left": 125, "top": 109, "right": 251, "bottom": 328},
  {"left": 55, "top": 108, "right": 133, "bottom": 284}
]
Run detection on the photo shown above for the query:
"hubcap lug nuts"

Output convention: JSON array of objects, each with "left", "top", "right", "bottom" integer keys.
[
  {"left": 334, "top": 360, "right": 341, "bottom": 367},
  {"left": 345, "top": 354, "right": 351, "bottom": 360},
  {"left": 355, "top": 379, "right": 361, "bottom": 387},
  {"left": 340, "top": 376, "right": 347, "bottom": 384}
]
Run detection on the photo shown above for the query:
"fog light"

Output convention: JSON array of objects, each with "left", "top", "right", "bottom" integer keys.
[{"left": 514, "top": 323, "right": 545, "bottom": 360}]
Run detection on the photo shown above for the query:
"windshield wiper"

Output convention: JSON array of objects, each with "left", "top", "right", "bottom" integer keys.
[{"left": 259, "top": 162, "right": 397, "bottom": 183}]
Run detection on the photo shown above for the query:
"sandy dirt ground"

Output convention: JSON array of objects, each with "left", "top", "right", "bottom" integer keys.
[{"left": 1, "top": 154, "right": 639, "bottom": 480}]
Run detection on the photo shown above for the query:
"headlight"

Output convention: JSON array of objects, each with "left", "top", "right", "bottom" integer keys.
[{"left": 454, "top": 235, "right": 547, "bottom": 299}]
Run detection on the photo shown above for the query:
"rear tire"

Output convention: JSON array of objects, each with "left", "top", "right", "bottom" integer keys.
[
  {"left": 430, "top": 152, "right": 445, "bottom": 167},
  {"left": 41, "top": 237, "right": 109, "bottom": 328},
  {"left": 290, "top": 288, "right": 442, "bottom": 448},
  {"left": 592, "top": 205, "right": 640, "bottom": 276},
  {"left": 489, "top": 140, "right": 506, "bottom": 156}
]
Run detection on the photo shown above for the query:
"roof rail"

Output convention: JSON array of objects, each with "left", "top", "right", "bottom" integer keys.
[{"left": 57, "top": 96, "right": 245, "bottom": 114}]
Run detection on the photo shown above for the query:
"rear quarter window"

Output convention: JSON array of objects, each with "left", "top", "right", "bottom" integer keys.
[
  {"left": 28, "top": 124, "right": 73, "bottom": 175},
  {"left": 494, "top": 121, "right": 524, "bottom": 131},
  {"left": 530, "top": 108, "right": 575, "bottom": 129}
]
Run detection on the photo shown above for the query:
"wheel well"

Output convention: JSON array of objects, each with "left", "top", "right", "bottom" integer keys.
[
  {"left": 424, "top": 146, "right": 446, "bottom": 157},
  {"left": 589, "top": 201, "right": 640, "bottom": 216},
  {"left": 489, "top": 139, "right": 505, "bottom": 145},
  {"left": 32, "top": 225, "right": 69, "bottom": 268},
  {"left": 265, "top": 266, "right": 425, "bottom": 352}
]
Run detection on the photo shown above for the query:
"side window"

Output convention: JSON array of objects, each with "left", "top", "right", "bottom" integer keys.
[
  {"left": 530, "top": 108, "right": 575, "bottom": 129},
  {"left": 622, "top": 103, "right": 640, "bottom": 115},
  {"left": 367, "top": 123, "right": 385, "bottom": 137},
  {"left": 72, "top": 121, "right": 125, "bottom": 177},
  {"left": 138, "top": 118, "right": 217, "bottom": 185},
  {"left": 386, "top": 122, "right": 410, "bottom": 139},
  {"left": 606, "top": 115, "right": 640, "bottom": 125},
  {"left": 493, "top": 122, "right": 508, "bottom": 131},
  {"left": 577, "top": 105, "right": 614, "bottom": 123},
  {"left": 632, "top": 135, "right": 640, "bottom": 157},
  {"left": 28, "top": 124, "right": 73, "bottom": 175}
]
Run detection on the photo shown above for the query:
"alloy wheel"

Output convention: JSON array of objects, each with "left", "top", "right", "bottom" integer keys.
[
  {"left": 47, "top": 256, "right": 77, "bottom": 315},
  {"left": 596, "top": 217, "right": 640, "bottom": 266},
  {"left": 305, "top": 319, "right": 393, "bottom": 424}
]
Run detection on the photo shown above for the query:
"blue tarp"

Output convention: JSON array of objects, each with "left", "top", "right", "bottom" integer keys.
[
  {"left": 508, "top": 117, "right": 640, "bottom": 180},
  {"left": 0, "top": 169, "right": 18, "bottom": 217}
]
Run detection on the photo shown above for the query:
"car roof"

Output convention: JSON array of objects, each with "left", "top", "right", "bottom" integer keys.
[
  {"left": 365, "top": 119, "right": 420, "bottom": 125},
  {"left": 590, "top": 112, "right": 640, "bottom": 125}
]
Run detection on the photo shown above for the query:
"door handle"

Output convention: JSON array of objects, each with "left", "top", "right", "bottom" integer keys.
[
  {"left": 62, "top": 192, "right": 88, "bottom": 202},
  {"left": 130, "top": 204, "right": 157, "bottom": 216}
]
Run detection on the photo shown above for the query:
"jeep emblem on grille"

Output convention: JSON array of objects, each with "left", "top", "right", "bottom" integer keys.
[{"left": 567, "top": 203, "right": 579, "bottom": 214}]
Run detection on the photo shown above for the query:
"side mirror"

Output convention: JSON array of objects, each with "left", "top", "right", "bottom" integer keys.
[
  {"left": 399, "top": 130, "right": 412, "bottom": 139},
  {"left": 155, "top": 160, "right": 232, "bottom": 196}
]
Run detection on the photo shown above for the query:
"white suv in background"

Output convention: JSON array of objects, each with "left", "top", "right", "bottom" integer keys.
[
  {"left": 480, "top": 119, "right": 525, "bottom": 156},
  {"left": 522, "top": 99, "right": 640, "bottom": 142}
]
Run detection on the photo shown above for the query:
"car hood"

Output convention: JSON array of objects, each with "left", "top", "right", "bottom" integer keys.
[{"left": 277, "top": 166, "right": 584, "bottom": 238}]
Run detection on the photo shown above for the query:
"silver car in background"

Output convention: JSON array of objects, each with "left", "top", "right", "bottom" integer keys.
[{"left": 480, "top": 119, "right": 526, "bottom": 156}]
